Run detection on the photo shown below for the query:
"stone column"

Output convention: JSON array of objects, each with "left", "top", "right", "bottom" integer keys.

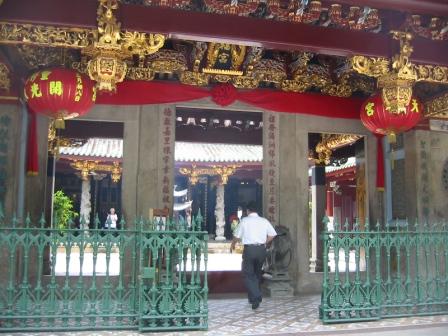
[
  {"left": 310, "top": 165, "right": 326, "bottom": 272},
  {"left": 79, "top": 177, "right": 91, "bottom": 230},
  {"left": 214, "top": 183, "right": 226, "bottom": 241}
]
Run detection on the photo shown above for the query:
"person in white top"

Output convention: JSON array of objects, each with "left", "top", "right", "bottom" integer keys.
[
  {"left": 230, "top": 201, "right": 277, "bottom": 310},
  {"left": 105, "top": 208, "right": 118, "bottom": 229}
]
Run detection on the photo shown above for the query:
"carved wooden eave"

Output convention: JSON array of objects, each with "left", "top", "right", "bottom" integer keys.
[
  {"left": 0, "top": 0, "right": 447, "bottom": 101},
  {"left": 425, "top": 92, "right": 448, "bottom": 119}
]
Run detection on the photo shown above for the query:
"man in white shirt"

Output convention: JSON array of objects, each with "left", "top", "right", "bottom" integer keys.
[{"left": 230, "top": 201, "right": 277, "bottom": 310}]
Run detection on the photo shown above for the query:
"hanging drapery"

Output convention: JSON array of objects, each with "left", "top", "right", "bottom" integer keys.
[
  {"left": 376, "top": 135, "right": 385, "bottom": 191},
  {"left": 26, "top": 109, "right": 39, "bottom": 176},
  {"left": 96, "top": 81, "right": 363, "bottom": 119}
]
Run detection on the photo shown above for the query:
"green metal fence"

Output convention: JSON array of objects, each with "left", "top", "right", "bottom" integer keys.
[
  {"left": 320, "top": 217, "right": 448, "bottom": 323},
  {"left": 0, "top": 212, "right": 208, "bottom": 332}
]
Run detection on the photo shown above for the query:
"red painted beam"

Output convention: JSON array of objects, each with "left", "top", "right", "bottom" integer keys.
[{"left": 1, "top": 0, "right": 448, "bottom": 65}]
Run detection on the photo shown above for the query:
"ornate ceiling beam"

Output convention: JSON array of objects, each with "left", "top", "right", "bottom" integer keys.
[
  {"left": 2, "top": 0, "right": 448, "bottom": 66},
  {"left": 425, "top": 92, "right": 448, "bottom": 118},
  {"left": 329, "top": 0, "right": 448, "bottom": 16}
]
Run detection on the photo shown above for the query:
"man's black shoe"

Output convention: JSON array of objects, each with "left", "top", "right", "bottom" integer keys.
[{"left": 252, "top": 301, "right": 260, "bottom": 310}]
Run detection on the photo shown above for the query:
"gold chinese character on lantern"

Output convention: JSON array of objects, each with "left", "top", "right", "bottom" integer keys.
[
  {"left": 49, "top": 81, "right": 63, "bottom": 96},
  {"left": 31, "top": 83, "right": 42, "bottom": 98},
  {"left": 365, "top": 102, "right": 375, "bottom": 116},
  {"left": 40, "top": 71, "right": 51, "bottom": 80}
]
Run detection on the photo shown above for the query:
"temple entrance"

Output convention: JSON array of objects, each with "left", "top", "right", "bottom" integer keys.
[
  {"left": 49, "top": 120, "right": 124, "bottom": 229},
  {"left": 174, "top": 107, "right": 263, "bottom": 293},
  {"left": 47, "top": 120, "right": 124, "bottom": 275},
  {"left": 308, "top": 133, "right": 367, "bottom": 273}
]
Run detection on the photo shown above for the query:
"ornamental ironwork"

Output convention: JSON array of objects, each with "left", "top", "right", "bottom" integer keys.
[
  {"left": 320, "top": 216, "right": 448, "bottom": 323},
  {"left": 0, "top": 209, "right": 208, "bottom": 332}
]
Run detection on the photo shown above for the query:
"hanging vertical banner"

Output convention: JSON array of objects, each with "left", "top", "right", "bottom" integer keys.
[
  {"left": 263, "top": 112, "right": 279, "bottom": 225},
  {"left": 419, "top": 139, "right": 431, "bottom": 219},
  {"left": 159, "top": 106, "right": 175, "bottom": 211}
]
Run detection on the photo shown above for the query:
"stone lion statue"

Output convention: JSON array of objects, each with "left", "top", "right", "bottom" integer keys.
[{"left": 264, "top": 225, "right": 292, "bottom": 274}]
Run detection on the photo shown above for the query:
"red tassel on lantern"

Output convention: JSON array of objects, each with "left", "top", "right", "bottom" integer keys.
[
  {"left": 26, "top": 110, "right": 39, "bottom": 176},
  {"left": 376, "top": 135, "right": 385, "bottom": 191}
]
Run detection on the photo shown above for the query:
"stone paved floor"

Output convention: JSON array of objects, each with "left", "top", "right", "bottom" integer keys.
[{"left": 4, "top": 295, "right": 448, "bottom": 336}]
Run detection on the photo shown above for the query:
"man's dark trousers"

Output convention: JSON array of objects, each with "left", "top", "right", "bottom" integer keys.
[{"left": 242, "top": 245, "right": 266, "bottom": 304}]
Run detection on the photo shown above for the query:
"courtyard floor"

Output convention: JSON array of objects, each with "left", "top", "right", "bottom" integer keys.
[{"left": 4, "top": 295, "right": 448, "bottom": 336}]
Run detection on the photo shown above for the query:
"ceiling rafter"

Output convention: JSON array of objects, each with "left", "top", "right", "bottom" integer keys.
[{"left": 1, "top": 0, "right": 448, "bottom": 66}]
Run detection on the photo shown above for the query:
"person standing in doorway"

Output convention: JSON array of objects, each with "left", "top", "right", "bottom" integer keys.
[
  {"left": 230, "top": 201, "right": 277, "bottom": 310},
  {"left": 105, "top": 208, "right": 118, "bottom": 229}
]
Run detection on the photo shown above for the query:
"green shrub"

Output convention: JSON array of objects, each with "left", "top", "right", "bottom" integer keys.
[{"left": 53, "top": 190, "right": 78, "bottom": 230}]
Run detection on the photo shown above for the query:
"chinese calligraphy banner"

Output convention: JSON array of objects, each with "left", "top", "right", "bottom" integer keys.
[
  {"left": 158, "top": 106, "right": 175, "bottom": 210},
  {"left": 263, "top": 112, "right": 279, "bottom": 225}
]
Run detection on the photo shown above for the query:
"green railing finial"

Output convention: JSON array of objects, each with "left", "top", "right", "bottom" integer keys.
[
  {"left": 94, "top": 213, "right": 100, "bottom": 230},
  {"left": 119, "top": 216, "right": 125, "bottom": 230},
  {"left": 138, "top": 216, "right": 144, "bottom": 231},
  {"left": 0, "top": 201, "right": 4, "bottom": 223},
  {"left": 25, "top": 213, "right": 31, "bottom": 228},
  {"left": 191, "top": 216, "right": 197, "bottom": 231},
  {"left": 334, "top": 217, "right": 340, "bottom": 231},
  {"left": 343, "top": 218, "right": 349, "bottom": 231},
  {"left": 80, "top": 214, "right": 86, "bottom": 228},
  {"left": 196, "top": 208, "right": 203, "bottom": 227},
  {"left": 12, "top": 213, "right": 18, "bottom": 228},
  {"left": 322, "top": 216, "right": 330, "bottom": 233},
  {"left": 353, "top": 217, "right": 359, "bottom": 231},
  {"left": 67, "top": 217, "right": 74, "bottom": 230},
  {"left": 39, "top": 213, "right": 46, "bottom": 228}
]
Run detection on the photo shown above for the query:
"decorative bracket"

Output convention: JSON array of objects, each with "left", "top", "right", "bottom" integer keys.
[
  {"left": 83, "top": 0, "right": 165, "bottom": 92},
  {"left": 352, "top": 31, "right": 448, "bottom": 114},
  {"left": 313, "top": 133, "right": 362, "bottom": 165},
  {"left": 179, "top": 164, "right": 239, "bottom": 185}
]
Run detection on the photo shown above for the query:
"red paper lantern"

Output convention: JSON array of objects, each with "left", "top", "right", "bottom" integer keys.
[
  {"left": 24, "top": 68, "right": 96, "bottom": 128},
  {"left": 360, "top": 93, "right": 422, "bottom": 143}
]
